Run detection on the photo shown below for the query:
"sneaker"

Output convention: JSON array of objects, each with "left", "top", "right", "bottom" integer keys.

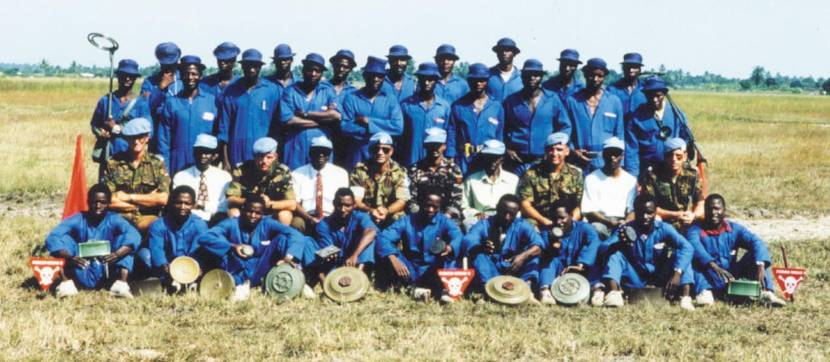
[
  {"left": 412, "top": 287, "right": 431, "bottom": 301},
  {"left": 604, "top": 290, "right": 624, "bottom": 307},
  {"left": 590, "top": 290, "right": 605, "bottom": 307},
  {"left": 302, "top": 284, "right": 317, "bottom": 299},
  {"left": 109, "top": 280, "right": 134, "bottom": 299},
  {"left": 170, "top": 280, "right": 182, "bottom": 293},
  {"left": 231, "top": 281, "right": 251, "bottom": 301},
  {"left": 695, "top": 289, "right": 715, "bottom": 306},
  {"left": 760, "top": 290, "right": 787, "bottom": 307},
  {"left": 56, "top": 280, "right": 78, "bottom": 298},
  {"left": 440, "top": 291, "right": 455, "bottom": 304},
  {"left": 540, "top": 289, "right": 556, "bottom": 305},
  {"left": 679, "top": 296, "right": 696, "bottom": 311}
]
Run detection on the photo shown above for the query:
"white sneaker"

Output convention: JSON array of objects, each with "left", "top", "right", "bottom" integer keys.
[
  {"left": 590, "top": 290, "right": 605, "bottom": 307},
  {"left": 109, "top": 280, "right": 134, "bottom": 299},
  {"left": 760, "top": 290, "right": 787, "bottom": 307},
  {"left": 56, "top": 280, "right": 78, "bottom": 298},
  {"left": 412, "top": 287, "right": 432, "bottom": 301},
  {"left": 604, "top": 290, "right": 624, "bottom": 307},
  {"left": 440, "top": 291, "right": 455, "bottom": 304},
  {"left": 679, "top": 296, "right": 696, "bottom": 311},
  {"left": 231, "top": 281, "right": 251, "bottom": 301},
  {"left": 302, "top": 284, "right": 316, "bottom": 299},
  {"left": 540, "top": 289, "right": 556, "bottom": 305},
  {"left": 170, "top": 281, "right": 182, "bottom": 293},
  {"left": 695, "top": 289, "right": 715, "bottom": 306}
]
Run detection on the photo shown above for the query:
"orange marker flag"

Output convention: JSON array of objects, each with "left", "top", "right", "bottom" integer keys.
[{"left": 62, "top": 135, "right": 88, "bottom": 219}]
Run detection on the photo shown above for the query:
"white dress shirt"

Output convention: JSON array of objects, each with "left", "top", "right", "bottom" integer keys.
[
  {"left": 172, "top": 165, "right": 232, "bottom": 221},
  {"left": 581, "top": 168, "right": 637, "bottom": 219},
  {"left": 292, "top": 163, "right": 349, "bottom": 217}
]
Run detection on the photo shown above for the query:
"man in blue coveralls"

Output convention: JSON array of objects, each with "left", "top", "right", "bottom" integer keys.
[
  {"left": 326, "top": 49, "right": 359, "bottom": 166},
  {"left": 566, "top": 58, "right": 624, "bottom": 174},
  {"left": 606, "top": 52, "right": 646, "bottom": 121},
  {"left": 46, "top": 184, "right": 140, "bottom": 298},
  {"left": 341, "top": 56, "right": 404, "bottom": 168},
  {"left": 398, "top": 62, "right": 453, "bottom": 166},
  {"left": 279, "top": 53, "right": 341, "bottom": 170},
  {"left": 542, "top": 49, "right": 584, "bottom": 105},
  {"left": 315, "top": 188, "right": 378, "bottom": 279},
  {"left": 217, "top": 49, "right": 281, "bottom": 170},
  {"left": 265, "top": 43, "right": 296, "bottom": 96},
  {"left": 141, "top": 42, "right": 182, "bottom": 153},
  {"left": 382, "top": 45, "right": 417, "bottom": 103},
  {"left": 451, "top": 63, "right": 504, "bottom": 175},
  {"left": 487, "top": 37, "right": 523, "bottom": 103},
  {"left": 201, "top": 42, "right": 240, "bottom": 99},
  {"left": 434, "top": 44, "right": 469, "bottom": 104}
]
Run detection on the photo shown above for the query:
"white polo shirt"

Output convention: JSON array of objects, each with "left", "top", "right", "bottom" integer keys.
[{"left": 581, "top": 168, "right": 637, "bottom": 219}]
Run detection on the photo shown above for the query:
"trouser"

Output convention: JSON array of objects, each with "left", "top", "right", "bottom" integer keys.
[
  {"left": 539, "top": 256, "right": 601, "bottom": 289},
  {"left": 603, "top": 252, "right": 693, "bottom": 289},
  {"left": 224, "top": 235, "right": 319, "bottom": 286},
  {"left": 377, "top": 254, "right": 453, "bottom": 291},
  {"left": 693, "top": 253, "right": 774, "bottom": 295},
  {"left": 472, "top": 252, "right": 539, "bottom": 289},
  {"left": 58, "top": 242, "right": 134, "bottom": 289}
]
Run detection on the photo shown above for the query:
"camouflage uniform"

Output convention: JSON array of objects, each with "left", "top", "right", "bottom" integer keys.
[
  {"left": 226, "top": 160, "right": 296, "bottom": 211},
  {"left": 639, "top": 164, "right": 703, "bottom": 231},
  {"left": 349, "top": 160, "right": 410, "bottom": 224},
  {"left": 517, "top": 160, "right": 584, "bottom": 222},
  {"left": 103, "top": 153, "right": 171, "bottom": 223},
  {"left": 407, "top": 157, "right": 464, "bottom": 220}
]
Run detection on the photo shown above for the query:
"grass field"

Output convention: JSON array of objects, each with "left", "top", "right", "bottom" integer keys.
[{"left": 0, "top": 78, "right": 828, "bottom": 360}]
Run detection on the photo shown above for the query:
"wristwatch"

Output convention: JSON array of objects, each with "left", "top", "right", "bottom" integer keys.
[
  {"left": 112, "top": 125, "right": 122, "bottom": 134},
  {"left": 674, "top": 268, "right": 683, "bottom": 274},
  {"left": 303, "top": 111, "right": 309, "bottom": 119}
]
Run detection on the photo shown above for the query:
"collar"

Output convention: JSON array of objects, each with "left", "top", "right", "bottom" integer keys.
[{"left": 700, "top": 219, "right": 732, "bottom": 236}]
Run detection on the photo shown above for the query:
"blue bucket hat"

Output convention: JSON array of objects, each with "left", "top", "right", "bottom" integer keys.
[
  {"left": 193, "top": 134, "right": 218, "bottom": 149},
  {"left": 329, "top": 49, "right": 357, "bottom": 67},
  {"left": 213, "top": 42, "right": 240, "bottom": 61},
  {"left": 583, "top": 58, "right": 609, "bottom": 74},
  {"left": 423, "top": 127, "right": 447, "bottom": 144},
  {"left": 480, "top": 140, "right": 506, "bottom": 155},
  {"left": 253, "top": 137, "right": 278, "bottom": 154},
  {"left": 545, "top": 132, "right": 570, "bottom": 147},
  {"left": 522, "top": 59, "right": 544, "bottom": 73},
  {"left": 122, "top": 117, "right": 152, "bottom": 137},
  {"left": 154, "top": 42, "right": 181, "bottom": 65},
  {"left": 665, "top": 137, "right": 687, "bottom": 152},
  {"left": 301, "top": 53, "right": 327, "bottom": 70},
  {"left": 492, "top": 37, "right": 520, "bottom": 53},
  {"left": 310, "top": 136, "right": 333, "bottom": 149},
  {"left": 369, "top": 132, "right": 394, "bottom": 146},
  {"left": 435, "top": 44, "right": 459, "bottom": 60},
  {"left": 240, "top": 49, "right": 265, "bottom": 65},
  {"left": 272, "top": 44, "right": 295, "bottom": 60},
  {"left": 622, "top": 52, "right": 643, "bottom": 66},
  {"left": 557, "top": 49, "right": 582, "bottom": 64},
  {"left": 363, "top": 56, "right": 388, "bottom": 75},
  {"left": 115, "top": 59, "right": 140, "bottom": 76},
  {"left": 179, "top": 55, "right": 206, "bottom": 71},
  {"left": 387, "top": 45, "right": 411, "bottom": 60},
  {"left": 414, "top": 62, "right": 441, "bottom": 78},
  {"left": 642, "top": 76, "right": 669, "bottom": 93},
  {"left": 466, "top": 63, "right": 489, "bottom": 79}
]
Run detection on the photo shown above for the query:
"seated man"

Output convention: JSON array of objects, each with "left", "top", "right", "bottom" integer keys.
[
  {"left": 461, "top": 140, "right": 519, "bottom": 231},
  {"left": 292, "top": 136, "right": 349, "bottom": 234},
  {"left": 407, "top": 128, "right": 463, "bottom": 223},
  {"left": 103, "top": 117, "right": 170, "bottom": 233},
  {"left": 581, "top": 137, "right": 636, "bottom": 239},
  {"left": 172, "top": 134, "right": 232, "bottom": 225},
  {"left": 225, "top": 137, "right": 297, "bottom": 225},
  {"left": 463, "top": 194, "right": 543, "bottom": 296},
  {"left": 375, "top": 187, "right": 463, "bottom": 302},
  {"left": 688, "top": 194, "right": 786, "bottom": 306},
  {"left": 518, "top": 132, "right": 584, "bottom": 228},
  {"left": 315, "top": 188, "right": 378, "bottom": 278},
  {"left": 599, "top": 194, "right": 695, "bottom": 310},
  {"left": 349, "top": 132, "right": 410, "bottom": 228},
  {"left": 639, "top": 137, "right": 704, "bottom": 233},
  {"left": 196, "top": 194, "right": 317, "bottom": 301},
  {"left": 45, "top": 184, "right": 140, "bottom": 298},
  {"left": 537, "top": 200, "right": 601, "bottom": 305}
]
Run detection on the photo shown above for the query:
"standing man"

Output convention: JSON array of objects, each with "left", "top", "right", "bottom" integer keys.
[
  {"left": 225, "top": 137, "right": 297, "bottom": 225},
  {"left": 639, "top": 138, "right": 704, "bottom": 233},
  {"left": 158, "top": 55, "right": 219, "bottom": 174},
  {"left": 399, "top": 62, "right": 453, "bottom": 166},
  {"left": 487, "top": 37, "right": 524, "bottom": 103},
  {"left": 542, "top": 49, "right": 584, "bottom": 105},
  {"left": 315, "top": 188, "right": 378, "bottom": 276},
  {"left": 607, "top": 52, "right": 646, "bottom": 121},
  {"left": 141, "top": 42, "right": 182, "bottom": 153},
  {"left": 517, "top": 132, "right": 583, "bottom": 228},
  {"left": 349, "top": 132, "right": 410, "bottom": 227},
  {"left": 217, "top": 49, "right": 281, "bottom": 169},
  {"left": 382, "top": 45, "right": 417, "bottom": 103},
  {"left": 172, "top": 134, "right": 232, "bottom": 225},
  {"left": 566, "top": 58, "right": 624, "bottom": 174},
  {"left": 460, "top": 140, "right": 519, "bottom": 231},
  {"left": 292, "top": 136, "right": 349, "bottom": 233},
  {"left": 326, "top": 49, "right": 358, "bottom": 109},
  {"left": 503, "top": 59, "right": 572, "bottom": 172},
  {"left": 407, "top": 128, "right": 464, "bottom": 222},
  {"left": 265, "top": 43, "right": 296, "bottom": 96},
  {"left": 580, "top": 137, "right": 636, "bottom": 239},
  {"left": 340, "top": 56, "right": 404, "bottom": 168},
  {"left": 433, "top": 44, "right": 469, "bottom": 104},
  {"left": 279, "top": 53, "right": 341, "bottom": 170},
  {"left": 451, "top": 63, "right": 504, "bottom": 174},
  {"left": 201, "top": 41, "right": 240, "bottom": 98}
]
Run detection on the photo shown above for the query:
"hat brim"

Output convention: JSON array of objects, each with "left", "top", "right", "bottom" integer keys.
[
  {"left": 116, "top": 70, "right": 141, "bottom": 77},
  {"left": 521, "top": 69, "right": 545, "bottom": 74},
  {"left": 272, "top": 54, "right": 296, "bottom": 60},
  {"left": 240, "top": 59, "right": 265, "bottom": 65},
  {"left": 643, "top": 87, "right": 669, "bottom": 93},
  {"left": 302, "top": 60, "right": 328, "bottom": 71},
  {"left": 414, "top": 72, "right": 440, "bottom": 78},
  {"left": 215, "top": 55, "right": 238, "bottom": 61},
  {"left": 436, "top": 53, "right": 460, "bottom": 61},
  {"left": 621, "top": 61, "right": 644, "bottom": 66},
  {"left": 466, "top": 75, "right": 489, "bottom": 80},
  {"left": 492, "top": 45, "right": 520, "bottom": 54},
  {"left": 557, "top": 58, "right": 583, "bottom": 64},
  {"left": 329, "top": 56, "right": 357, "bottom": 67},
  {"left": 362, "top": 69, "right": 387, "bottom": 76},
  {"left": 386, "top": 55, "right": 412, "bottom": 60}
]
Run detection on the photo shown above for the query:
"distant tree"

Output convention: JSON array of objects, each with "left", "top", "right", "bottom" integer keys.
[
  {"left": 750, "top": 66, "right": 765, "bottom": 86},
  {"left": 739, "top": 80, "right": 752, "bottom": 90},
  {"left": 789, "top": 80, "right": 802, "bottom": 88},
  {"left": 822, "top": 79, "right": 830, "bottom": 94},
  {"left": 765, "top": 77, "right": 778, "bottom": 88}
]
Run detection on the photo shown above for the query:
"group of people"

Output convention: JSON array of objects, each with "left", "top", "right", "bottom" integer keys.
[{"left": 44, "top": 38, "right": 787, "bottom": 309}]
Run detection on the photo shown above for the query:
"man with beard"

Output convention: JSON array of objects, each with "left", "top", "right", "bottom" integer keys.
[
  {"left": 226, "top": 137, "right": 297, "bottom": 225},
  {"left": 580, "top": 137, "right": 636, "bottom": 240},
  {"left": 398, "top": 62, "right": 453, "bottom": 166},
  {"left": 607, "top": 52, "right": 647, "bottom": 121},
  {"left": 638, "top": 138, "right": 704, "bottom": 233},
  {"left": 292, "top": 136, "right": 349, "bottom": 233},
  {"left": 315, "top": 188, "right": 378, "bottom": 277},
  {"left": 349, "top": 132, "right": 410, "bottom": 228},
  {"left": 542, "top": 49, "right": 584, "bottom": 105},
  {"left": 46, "top": 184, "right": 140, "bottom": 298},
  {"left": 433, "top": 44, "right": 469, "bottom": 104},
  {"left": 201, "top": 42, "right": 240, "bottom": 99},
  {"left": 450, "top": 63, "right": 504, "bottom": 174},
  {"left": 487, "top": 37, "right": 523, "bottom": 102},
  {"left": 517, "top": 132, "right": 583, "bottom": 227},
  {"left": 141, "top": 42, "right": 182, "bottom": 152},
  {"left": 407, "top": 128, "right": 464, "bottom": 223},
  {"left": 172, "top": 134, "right": 232, "bottom": 224},
  {"left": 460, "top": 140, "right": 519, "bottom": 231},
  {"left": 382, "top": 45, "right": 417, "bottom": 103}
]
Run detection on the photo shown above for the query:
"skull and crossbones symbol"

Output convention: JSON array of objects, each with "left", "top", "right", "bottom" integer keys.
[
  {"left": 777, "top": 275, "right": 804, "bottom": 295},
  {"left": 441, "top": 276, "right": 469, "bottom": 297}
]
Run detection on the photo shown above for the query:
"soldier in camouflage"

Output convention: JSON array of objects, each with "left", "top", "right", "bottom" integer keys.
[
  {"left": 518, "top": 132, "right": 584, "bottom": 228},
  {"left": 225, "top": 137, "right": 297, "bottom": 225},
  {"left": 407, "top": 128, "right": 463, "bottom": 222},
  {"left": 638, "top": 137, "right": 704, "bottom": 232},
  {"left": 103, "top": 118, "right": 170, "bottom": 233},
  {"left": 350, "top": 132, "right": 410, "bottom": 228}
]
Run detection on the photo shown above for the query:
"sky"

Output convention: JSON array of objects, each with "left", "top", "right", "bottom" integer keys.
[{"left": 2, "top": 0, "right": 828, "bottom": 78}]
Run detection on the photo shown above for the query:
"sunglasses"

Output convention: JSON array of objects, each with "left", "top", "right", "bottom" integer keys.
[{"left": 371, "top": 146, "right": 393, "bottom": 154}]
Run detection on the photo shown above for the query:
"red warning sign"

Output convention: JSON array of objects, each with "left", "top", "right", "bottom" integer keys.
[
  {"left": 438, "top": 269, "right": 475, "bottom": 300},
  {"left": 29, "top": 257, "right": 65, "bottom": 292},
  {"left": 772, "top": 267, "right": 806, "bottom": 301}
]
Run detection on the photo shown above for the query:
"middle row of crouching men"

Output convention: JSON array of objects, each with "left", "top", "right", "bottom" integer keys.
[{"left": 47, "top": 181, "right": 786, "bottom": 309}]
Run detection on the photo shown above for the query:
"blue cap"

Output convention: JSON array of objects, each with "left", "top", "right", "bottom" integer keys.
[
  {"left": 179, "top": 55, "right": 205, "bottom": 71},
  {"left": 642, "top": 76, "right": 669, "bottom": 93},
  {"left": 622, "top": 52, "right": 643, "bottom": 66},
  {"left": 115, "top": 59, "right": 140, "bottom": 76},
  {"left": 240, "top": 49, "right": 265, "bottom": 64},
  {"left": 194, "top": 134, "right": 218, "bottom": 149},
  {"left": 522, "top": 59, "right": 544, "bottom": 73},
  {"left": 301, "top": 53, "right": 327, "bottom": 70},
  {"left": 480, "top": 140, "right": 506, "bottom": 155},
  {"left": 213, "top": 42, "right": 240, "bottom": 61},
  {"left": 122, "top": 117, "right": 152, "bottom": 136},
  {"left": 253, "top": 137, "right": 278, "bottom": 154},
  {"left": 154, "top": 42, "right": 181, "bottom": 65},
  {"left": 363, "top": 56, "right": 388, "bottom": 75},
  {"left": 386, "top": 45, "right": 411, "bottom": 60},
  {"left": 310, "top": 136, "right": 333, "bottom": 149},
  {"left": 603, "top": 137, "right": 625, "bottom": 150},
  {"left": 545, "top": 132, "right": 570, "bottom": 147},
  {"left": 583, "top": 58, "right": 609, "bottom": 74},
  {"left": 466, "top": 63, "right": 489, "bottom": 79},
  {"left": 329, "top": 49, "right": 357, "bottom": 66},
  {"left": 369, "top": 132, "right": 394, "bottom": 146},
  {"left": 665, "top": 138, "right": 687, "bottom": 152},
  {"left": 557, "top": 49, "right": 582, "bottom": 64},
  {"left": 414, "top": 62, "right": 441, "bottom": 78},
  {"left": 272, "top": 44, "right": 295, "bottom": 59},
  {"left": 423, "top": 127, "right": 447, "bottom": 144},
  {"left": 492, "top": 37, "right": 520, "bottom": 53},
  {"left": 435, "top": 44, "right": 459, "bottom": 60}
]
